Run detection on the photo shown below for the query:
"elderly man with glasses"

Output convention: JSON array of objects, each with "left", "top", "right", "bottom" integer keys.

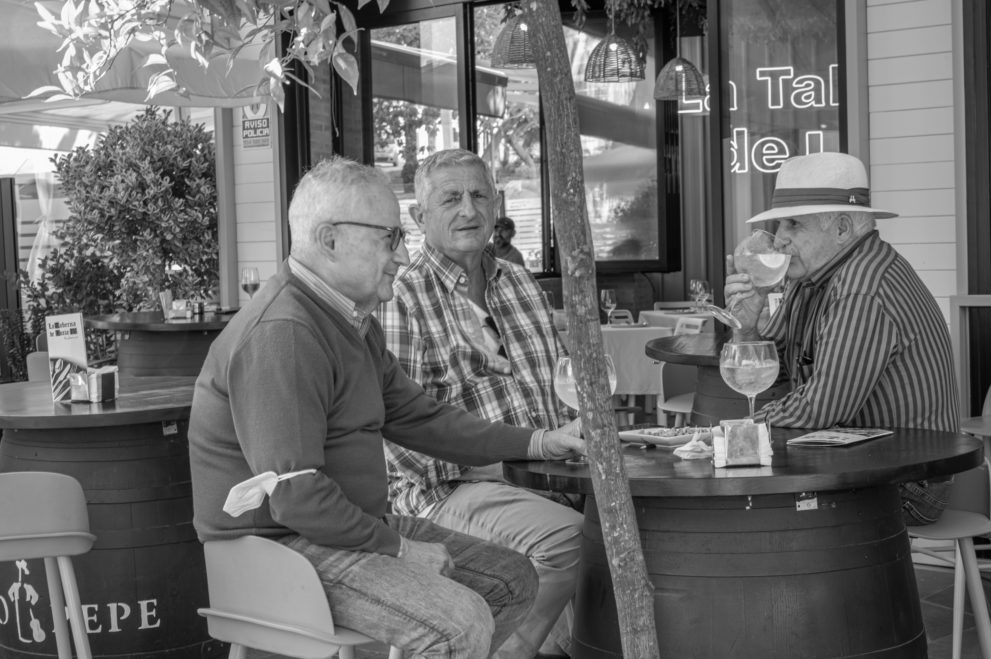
[
  {"left": 188, "top": 156, "right": 586, "bottom": 658},
  {"left": 379, "top": 149, "right": 580, "bottom": 659}
]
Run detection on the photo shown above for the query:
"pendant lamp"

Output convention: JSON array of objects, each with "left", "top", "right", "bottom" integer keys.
[
  {"left": 584, "top": 1, "right": 644, "bottom": 83},
  {"left": 491, "top": 12, "right": 535, "bottom": 69},
  {"left": 653, "top": 0, "right": 705, "bottom": 100}
]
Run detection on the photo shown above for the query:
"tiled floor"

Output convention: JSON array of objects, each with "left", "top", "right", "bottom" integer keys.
[{"left": 345, "top": 559, "right": 991, "bottom": 659}]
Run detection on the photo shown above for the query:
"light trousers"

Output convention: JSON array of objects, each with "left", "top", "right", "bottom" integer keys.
[{"left": 425, "top": 480, "right": 583, "bottom": 658}]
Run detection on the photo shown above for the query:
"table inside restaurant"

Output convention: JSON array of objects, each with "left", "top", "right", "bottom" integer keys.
[
  {"left": 646, "top": 333, "right": 791, "bottom": 424},
  {"left": 86, "top": 310, "right": 233, "bottom": 377},
  {"left": 0, "top": 377, "right": 222, "bottom": 658},
  {"left": 505, "top": 429, "right": 983, "bottom": 659}
]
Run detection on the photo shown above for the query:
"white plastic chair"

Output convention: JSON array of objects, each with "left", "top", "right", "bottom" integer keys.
[
  {"left": 654, "top": 316, "right": 706, "bottom": 425},
  {"left": 198, "top": 535, "right": 403, "bottom": 659},
  {"left": 653, "top": 301, "right": 693, "bottom": 310},
  {"left": 0, "top": 472, "right": 96, "bottom": 659},
  {"left": 910, "top": 457, "right": 991, "bottom": 659}
]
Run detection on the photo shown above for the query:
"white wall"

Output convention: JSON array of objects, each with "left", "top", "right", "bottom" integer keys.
[
  {"left": 232, "top": 102, "right": 283, "bottom": 305},
  {"left": 866, "top": 0, "right": 957, "bottom": 319}
]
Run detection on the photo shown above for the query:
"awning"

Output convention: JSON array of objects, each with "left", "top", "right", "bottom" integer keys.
[{"left": 0, "top": 0, "right": 265, "bottom": 110}]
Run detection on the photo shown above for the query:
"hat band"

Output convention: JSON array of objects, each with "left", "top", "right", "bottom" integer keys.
[{"left": 772, "top": 187, "right": 871, "bottom": 209}]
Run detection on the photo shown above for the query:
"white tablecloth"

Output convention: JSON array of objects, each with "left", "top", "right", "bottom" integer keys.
[{"left": 601, "top": 326, "right": 674, "bottom": 395}]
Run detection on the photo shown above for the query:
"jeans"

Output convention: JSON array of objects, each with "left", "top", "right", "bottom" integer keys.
[
  {"left": 901, "top": 477, "right": 953, "bottom": 526},
  {"left": 281, "top": 514, "right": 538, "bottom": 658},
  {"left": 425, "top": 481, "right": 583, "bottom": 658}
]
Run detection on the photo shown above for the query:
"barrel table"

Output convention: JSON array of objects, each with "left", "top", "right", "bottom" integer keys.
[
  {"left": 505, "top": 429, "right": 982, "bottom": 659},
  {"left": 0, "top": 377, "right": 223, "bottom": 659},
  {"left": 86, "top": 311, "right": 232, "bottom": 377},
  {"left": 645, "top": 333, "right": 791, "bottom": 425}
]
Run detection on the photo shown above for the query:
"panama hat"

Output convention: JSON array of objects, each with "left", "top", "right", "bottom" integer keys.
[{"left": 747, "top": 152, "right": 898, "bottom": 224}]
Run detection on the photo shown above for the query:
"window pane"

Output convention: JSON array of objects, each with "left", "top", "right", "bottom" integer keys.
[
  {"left": 568, "top": 17, "right": 660, "bottom": 262},
  {"left": 474, "top": 5, "right": 544, "bottom": 272},
  {"left": 370, "top": 18, "right": 461, "bottom": 258},
  {"left": 721, "top": 0, "right": 840, "bottom": 248}
]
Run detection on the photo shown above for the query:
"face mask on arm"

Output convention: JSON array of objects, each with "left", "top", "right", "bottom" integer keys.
[{"left": 222, "top": 469, "right": 318, "bottom": 517}]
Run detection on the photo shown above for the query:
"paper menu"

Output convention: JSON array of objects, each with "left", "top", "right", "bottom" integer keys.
[
  {"left": 786, "top": 428, "right": 893, "bottom": 447},
  {"left": 46, "top": 312, "right": 88, "bottom": 402}
]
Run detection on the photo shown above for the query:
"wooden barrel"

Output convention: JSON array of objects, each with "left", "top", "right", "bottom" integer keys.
[
  {"left": 691, "top": 365, "right": 791, "bottom": 426},
  {"left": 573, "top": 488, "right": 926, "bottom": 658},
  {"left": 0, "top": 422, "right": 224, "bottom": 658},
  {"left": 117, "top": 331, "right": 219, "bottom": 377}
]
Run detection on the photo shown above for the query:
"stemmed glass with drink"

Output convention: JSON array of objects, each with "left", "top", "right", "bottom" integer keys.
[
  {"left": 599, "top": 289, "right": 617, "bottom": 324},
  {"left": 554, "top": 355, "right": 617, "bottom": 464},
  {"left": 240, "top": 267, "right": 260, "bottom": 298},
  {"left": 689, "top": 279, "right": 711, "bottom": 312},
  {"left": 719, "top": 341, "right": 779, "bottom": 418},
  {"left": 733, "top": 229, "right": 791, "bottom": 288}
]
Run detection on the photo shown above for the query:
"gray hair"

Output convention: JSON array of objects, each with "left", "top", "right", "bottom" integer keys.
[
  {"left": 817, "top": 210, "right": 876, "bottom": 238},
  {"left": 413, "top": 149, "right": 496, "bottom": 207},
  {"left": 289, "top": 157, "right": 390, "bottom": 257}
]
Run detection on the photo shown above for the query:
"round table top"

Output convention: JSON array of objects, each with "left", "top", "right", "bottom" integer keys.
[
  {"left": 86, "top": 310, "right": 233, "bottom": 332},
  {"left": 0, "top": 377, "right": 195, "bottom": 429},
  {"left": 962, "top": 416, "right": 991, "bottom": 438},
  {"left": 504, "top": 427, "right": 982, "bottom": 497},
  {"left": 645, "top": 334, "right": 723, "bottom": 367}
]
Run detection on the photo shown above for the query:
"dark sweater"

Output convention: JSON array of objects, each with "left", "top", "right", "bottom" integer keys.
[{"left": 189, "top": 263, "right": 532, "bottom": 555}]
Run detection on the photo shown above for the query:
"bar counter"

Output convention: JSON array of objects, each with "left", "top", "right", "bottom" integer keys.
[
  {"left": 0, "top": 377, "right": 222, "bottom": 658},
  {"left": 506, "top": 428, "right": 983, "bottom": 658}
]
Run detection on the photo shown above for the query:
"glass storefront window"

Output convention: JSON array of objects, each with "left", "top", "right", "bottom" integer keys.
[
  {"left": 474, "top": 4, "right": 544, "bottom": 272},
  {"left": 721, "top": 0, "right": 840, "bottom": 246},
  {"left": 370, "top": 18, "right": 461, "bottom": 257}
]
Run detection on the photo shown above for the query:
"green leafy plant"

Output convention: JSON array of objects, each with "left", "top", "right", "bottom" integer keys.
[
  {"left": 21, "top": 107, "right": 219, "bottom": 317},
  {"left": 0, "top": 308, "right": 45, "bottom": 383}
]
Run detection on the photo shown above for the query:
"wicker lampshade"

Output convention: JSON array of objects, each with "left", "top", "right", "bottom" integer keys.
[
  {"left": 653, "top": 56, "right": 706, "bottom": 100},
  {"left": 584, "top": 34, "right": 645, "bottom": 83},
  {"left": 490, "top": 14, "right": 535, "bottom": 68}
]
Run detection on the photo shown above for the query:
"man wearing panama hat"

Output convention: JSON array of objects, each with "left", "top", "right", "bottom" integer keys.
[{"left": 725, "top": 151, "right": 958, "bottom": 525}]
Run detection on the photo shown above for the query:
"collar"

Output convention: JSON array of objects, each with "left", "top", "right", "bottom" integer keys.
[
  {"left": 288, "top": 256, "right": 374, "bottom": 335},
  {"left": 798, "top": 230, "right": 878, "bottom": 290},
  {"left": 422, "top": 243, "right": 501, "bottom": 293}
]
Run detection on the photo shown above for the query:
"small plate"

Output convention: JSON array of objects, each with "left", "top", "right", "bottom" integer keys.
[{"left": 619, "top": 427, "right": 712, "bottom": 448}]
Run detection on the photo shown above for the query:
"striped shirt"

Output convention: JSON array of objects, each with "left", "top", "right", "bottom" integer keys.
[
  {"left": 755, "top": 230, "right": 958, "bottom": 431},
  {"left": 379, "top": 243, "right": 569, "bottom": 515}
]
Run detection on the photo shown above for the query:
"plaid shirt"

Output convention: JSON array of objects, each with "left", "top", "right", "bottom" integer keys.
[
  {"left": 379, "top": 243, "right": 569, "bottom": 515},
  {"left": 755, "top": 231, "right": 958, "bottom": 431}
]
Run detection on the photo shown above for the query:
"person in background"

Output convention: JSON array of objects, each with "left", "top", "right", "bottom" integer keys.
[
  {"left": 380, "top": 149, "right": 580, "bottom": 659},
  {"left": 724, "top": 151, "right": 958, "bottom": 525},
  {"left": 491, "top": 215, "right": 527, "bottom": 266},
  {"left": 188, "top": 156, "right": 586, "bottom": 658}
]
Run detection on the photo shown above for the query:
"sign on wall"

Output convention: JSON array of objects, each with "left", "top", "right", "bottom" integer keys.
[{"left": 241, "top": 103, "right": 271, "bottom": 149}]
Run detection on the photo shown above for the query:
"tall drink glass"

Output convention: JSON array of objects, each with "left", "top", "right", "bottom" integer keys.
[
  {"left": 719, "top": 341, "right": 779, "bottom": 418},
  {"left": 733, "top": 229, "right": 790, "bottom": 288},
  {"left": 554, "top": 355, "right": 617, "bottom": 463}
]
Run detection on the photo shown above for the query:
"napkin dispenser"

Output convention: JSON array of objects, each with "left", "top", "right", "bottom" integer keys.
[{"left": 713, "top": 419, "right": 772, "bottom": 468}]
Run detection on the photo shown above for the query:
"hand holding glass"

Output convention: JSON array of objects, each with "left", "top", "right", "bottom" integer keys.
[
  {"left": 599, "top": 289, "right": 617, "bottom": 323},
  {"left": 554, "top": 355, "right": 617, "bottom": 463},
  {"left": 240, "top": 267, "right": 260, "bottom": 298},
  {"left": 733, "top": 229, "right": 791, "bottom": 288},
  {"left": 719, "top": 341, "right": 779, "bottom": 418}
]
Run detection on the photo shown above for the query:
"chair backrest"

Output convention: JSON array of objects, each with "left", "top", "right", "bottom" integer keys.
[
  {"left": 26, "top": 351, "right": 49, "bottom": 382},
  {"left": 674, "top": 317, "right": 706, "bottom": 335},
  {"left": 0, "top": 472, "right": 94, "bottom": 561},
  {"left": 945, "top": 456, "right": 991, "bottom": 518},
  {"left": 654, "top": 301, "right": 693, "bottom": 310},
  {"left": 202, "top": 536, "right": 339, "bottom": 654},
  {"left": 609, "top": 309, "right": 634, "bottom": 325},
  {"left": 983, "top": 385, "right": 991, "bottom": 418}
]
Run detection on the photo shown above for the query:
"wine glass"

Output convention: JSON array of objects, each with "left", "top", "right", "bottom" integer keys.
[
  {"left": 733, "top": 229, "right": 791, "bottom": 288},
  {"left": 689, "top": 279, "right": 711, "bottom": 312},
  {"left": 599, "top": 289, "right": 617, "bottom": 323},
  {"left": 240, "top": 267, "right": 260, "bottom": 298},
  {"left": 719, "top": 341, "right": 779, "bottom": 418},
  {"left": 554, "top": 355, "right": 617, "bottom": 464}
]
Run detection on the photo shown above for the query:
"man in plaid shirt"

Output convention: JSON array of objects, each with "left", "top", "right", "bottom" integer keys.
[{"left": 379, "top": 149, "right": 581, "bottom": 659}]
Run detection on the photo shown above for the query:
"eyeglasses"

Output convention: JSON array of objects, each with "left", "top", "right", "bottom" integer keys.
[{"left": 332, "top": 221, "right": 407, "bottom": 251}]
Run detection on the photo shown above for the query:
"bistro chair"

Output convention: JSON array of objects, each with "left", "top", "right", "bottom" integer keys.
[
  {"left": 0, "top": 471, "right": 96, "bottom": 659},
  {"left": 608, "top": 309, "right": 634, "bottom": 325},
  {"left": 653, "top": 300, "right": 694, "bottom": 310},
  {"left": 653, "top": 317, "right": 707, "bottom": 425},
  {"left": 198, "top": 535, "right": 403, "bottom": 659},
  {"left": 909, "top": 457, "right": 991, "bottom": 659}
]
